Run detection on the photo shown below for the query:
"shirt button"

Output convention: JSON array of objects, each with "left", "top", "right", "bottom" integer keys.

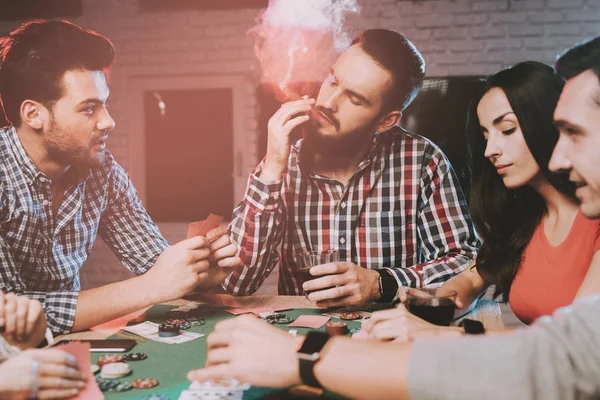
[
  {"left": 42, "top": 200, "right": 49, "bottom": 206},
  {"left": 340, "top": 201, "right": 346, "bottom": 209},
  {"left": 339, "top": 237, "right": 346, "bottom": 244}
]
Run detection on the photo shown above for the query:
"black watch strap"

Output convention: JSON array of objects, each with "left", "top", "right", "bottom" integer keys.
[
  {"left": 460, "top": 318, "right": 485, "bottom": 334},
  {"left": 297, "top": 331, "right": 331, "bottom": 388},
  {"left": 376, "top": 269, "right": 399, "bottom": 303}
]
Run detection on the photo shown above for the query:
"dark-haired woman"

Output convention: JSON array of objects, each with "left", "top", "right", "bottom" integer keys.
[{"left": 366, "top": 61, "right": 600, "bottom": 340}]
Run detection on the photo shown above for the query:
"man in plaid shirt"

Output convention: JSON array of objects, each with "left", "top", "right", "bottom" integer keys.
[
  {"left": 0, "top": 20, "right": 241, "bottom": 334},
  {"left": 226, "top": 29, "right": 480, "bottom": 307}
]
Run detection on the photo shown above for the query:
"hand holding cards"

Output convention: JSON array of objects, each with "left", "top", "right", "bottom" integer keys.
[{"left": 187, "top": 214, "right": 224, "bottom": 240}]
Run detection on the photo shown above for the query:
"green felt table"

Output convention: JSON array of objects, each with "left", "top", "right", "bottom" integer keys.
[{"left": 93, "top": 304, "right": 361, "bottom": 400}]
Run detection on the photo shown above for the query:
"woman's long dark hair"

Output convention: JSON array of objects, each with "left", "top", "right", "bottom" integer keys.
[{"left": 468, "top": 61, "right": 576, "bottom": 300}]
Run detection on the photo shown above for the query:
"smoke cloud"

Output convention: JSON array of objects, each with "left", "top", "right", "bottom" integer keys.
[{"left": 250, "top": 0, "right": 360, "bottom": 102}]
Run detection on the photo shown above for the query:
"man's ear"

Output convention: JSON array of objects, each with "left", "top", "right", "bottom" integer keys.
[
  {"left": 20, "top": 100, "right": 49, "bottom": 130},
  {"left": 375, "top": 110, "right": 402, "bottom": 133}
]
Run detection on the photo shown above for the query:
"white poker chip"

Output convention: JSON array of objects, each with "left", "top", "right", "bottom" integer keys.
[
  {"left": 90, "top": 364, "right": 100, "bottom": 374},
  {"left": 100, "top": 362, "right": 131, "bottom": 379}
]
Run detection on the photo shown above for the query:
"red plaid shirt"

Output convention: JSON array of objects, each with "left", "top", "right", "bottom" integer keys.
[{"left": 225, "top": 127, "right": 480, "bottom": 295}]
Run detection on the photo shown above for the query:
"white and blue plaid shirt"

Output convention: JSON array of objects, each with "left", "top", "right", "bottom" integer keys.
[{"left": 0, "top": 127, "right": 169, "bottom": 334}]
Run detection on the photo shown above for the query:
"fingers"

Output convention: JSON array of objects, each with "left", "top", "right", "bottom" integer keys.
[
  {"left": 209, "top": 232, "right": 230, "bottom": 253},
  {"left": 4, "top": 293, "right": 17, "bottom": 338},
  {"left": 38, "top": 362, "right": 86, "bottom": 381},
  {"left": 369, "top": 307, "right": 407, "bottom": 325},
  {"left": 190, "top": 248, "right": 211, "bottom": 263},
  {"left": 188, "top": 364, "right": 232, "bottom": 384},
  {"left": 38, "top": 388, "right": 81, "bottom": 400},
  {"left": 303, "top": 273, "right": 345, "bottom": 293},
  {"left": 15, "top": 295, "right": 29, "bottom": 340},
  {"left": 369, "top": 320, "right": 408, "bottom": 342},
  {"left": 38, "top": 376, "right": 85, "bottom": 390},
  {"left": 180, "top": 235, "right": 210, "bottom": 250},
  {"left": 307, "top": 283, "right": 352, "bottom": 302},
  {"left": 315, "top": 295, "right": 354, "bottom": 308},
  {"left": 217, "top": 256, "right": 242, "bottom": 268},
  {"left": 206, "top": 225, "right": 227, "bottom": 242},
  {"left": 309, "top": 262, "right": 348, "bottom": 277},
  {"left": 25, "top": 299, "right": 43, "bottom": 340},
  {"left": 30, "top": 349, "right": 79, "bottom": 369},
  {"left": 211, "top": 243, "right": 237, "bottom": 262},
  {"left": 189, "top": 260, "right": 211, "bottom": 274},
  {"left": 282, "top": 115, "right": 310, "bottom": 131},
  {"left": 205, "top": 347, "right": 232, "bottom": 367}
]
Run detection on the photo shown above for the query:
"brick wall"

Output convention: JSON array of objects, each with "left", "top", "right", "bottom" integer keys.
[{"left": 0, "top": 0, "right": 598, "bottom": 292}]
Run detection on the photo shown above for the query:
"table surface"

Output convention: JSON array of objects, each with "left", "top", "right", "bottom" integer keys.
[{"left": 58, "top": 295, "right": 504, "bottom": 399}]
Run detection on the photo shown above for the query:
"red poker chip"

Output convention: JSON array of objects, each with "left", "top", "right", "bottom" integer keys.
[
  {"left": 340, "top": 312, "right": 361, "bottom": 320},
  {"left": 97, "top": 354, "right": 124, "bottom": 367},
  {"left": 132, "top": 378, "right": 159, "bottom": 389},
  {"left": 325, "top": 321, "right": 348, "bottom": 336},
  {"left": 165, "top": 318, "right": 187, "bottom": 326}
]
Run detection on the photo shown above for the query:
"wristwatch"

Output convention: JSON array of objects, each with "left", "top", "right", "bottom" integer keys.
[
  {"left": 376, "top": 269, "right": 399, "bottom": 303},
  {"left": 297, "top": 331, "right": 331, "bottom": 388},
  {"left": 460, "top": 318, "right": 486, "bottom": 334}
]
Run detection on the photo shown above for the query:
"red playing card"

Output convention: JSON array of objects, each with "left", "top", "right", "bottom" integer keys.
[
  {"left": 187, "top": 220, "right": 206, "bottom": 239},
  {"left": 186, "top": 214, "right": 224, "bottom": 239},
  {"left": 288, "top": 315, "right": 330, "bottom": 329},
  {"left": 198, "top": 213, "right": 224, "bottom": 236}
]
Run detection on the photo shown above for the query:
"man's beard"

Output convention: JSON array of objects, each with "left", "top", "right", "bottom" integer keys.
[
  {"left": 45, "top": 118, "right": 105, "bottom": 169},
  {"left": 302, "top": 118, "right": 376, "bottom": 156}
]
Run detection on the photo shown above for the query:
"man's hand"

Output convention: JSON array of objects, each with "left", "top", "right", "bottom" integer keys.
[
  {"left": 363, "top": 304, "right": 463, "bottom": 342},
  {"left": 187, "top": 315, "right": 302, "bottom": 388},
  {"left": 0, "top": 349, "right": 86, "bottom": 400},
  {"left": 143, "top": 236, "right": 212, "bottom": 303},
  {"left": 261, "top": 97, "right": 315, "bottom": 181},
  {"left": 302, "top": 262, "right": 381, "bottom": 307},
  {"left": 206, "top": 226, "right": 242, "bottom": 269},
  {"left": 0, "top": 292, "right": 47, "bottom": 349}
]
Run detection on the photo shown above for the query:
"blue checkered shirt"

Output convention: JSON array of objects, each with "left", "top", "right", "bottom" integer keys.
[{"left": 0, "top": 127, "right": 169, "bottom": 334}]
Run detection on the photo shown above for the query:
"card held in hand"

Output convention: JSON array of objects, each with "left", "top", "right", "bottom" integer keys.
[{"left": 186, "top": 214, "right": 224, "bottom": 239}]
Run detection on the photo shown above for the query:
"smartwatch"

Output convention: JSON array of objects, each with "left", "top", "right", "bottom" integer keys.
[
  {"left": 460, "top": 318, "right": 486, "bottom": 334},
  {"left": 376, "top": 269, "right": 399, "bottom": 303},
  {"left": 297, "top": 331, "right": 331, "bottom": 388}
]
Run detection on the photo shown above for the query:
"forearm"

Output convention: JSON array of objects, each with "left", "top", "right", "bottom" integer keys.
[
  {"left": 313, "top": 338, "right": 411, "bottom": 400},
  {"left": 439, "top": 264, "right": 487, "bottom": 310},
  {"left": 71, "top": 275, "right": 155, "bottom": 332}
]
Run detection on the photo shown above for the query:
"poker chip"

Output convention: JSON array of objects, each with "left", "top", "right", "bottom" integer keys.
[
  {"left": 96, "top": 378, "right": 120, "bottom": 392},
  {"left": 271, "top": 316, "right": 294, "bottom": 324},
  {"left": 97, "top": 354, "right": 124, "bottom": 367},
  {"left": 340, "top": 312, "right": 361, "bottom": 320},
  {"left": 188, "top": 317, "right": 205, "bottom": 326},
  {"left": 264, "top": 313, "right": 294, "bottom": 324},
  {"left": 101, "top": 362, "right": 131, "bottom": 379},
  {"left": 132, "top": 378, "right": 159, "bottom": 389},
  {"left": 109, "top": 381, "right": 132, "bottom": 392},
  {"left": 90, "top": 364, "right": 100, "bottom": 374},
  {"left": 123, "top": 352, "right": 148, "bottom": 362},
  {"left": 325, "top": 321, "right": 348, "bottom": 336},
  {"left": 165, "top": 310, "right": 188, "bottom": 319},
  {"left": 139, "top": 395, "right": 171, "bottom": 400},
  {"left": 158, "top": 323, "right": 180, "bottom": 337},
  {"left": 165, "top": 318, "right": 187, "bottom": 326}
]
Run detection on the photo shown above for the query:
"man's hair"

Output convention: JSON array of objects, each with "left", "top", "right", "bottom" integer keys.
[
  {"left": 0, "top": 20, "right": 114, "bottom": 126},
  {"left": 351, "top": 29, "right": 426, "bottom": 112},
  {"left": 556, "top": 35, "right": 600, "bottom": 80}
]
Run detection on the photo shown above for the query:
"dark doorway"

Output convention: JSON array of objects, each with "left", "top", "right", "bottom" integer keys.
[{"left": 144, "top": 88, "right": 234, "bottom": 222}]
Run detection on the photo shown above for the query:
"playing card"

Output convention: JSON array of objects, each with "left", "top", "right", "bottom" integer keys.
[
  {"left": 225, "top": 306, "right": 290, "bottom": 316},
  {"left": 180, "top": 379, "right": 250, "bottom": 400},
  {"left": 288, "top": 315, "right": 330, "bottom": 329},
  {"left": 123, "top": 321, "right": 204, "bottom": 344},
  {"left": 186, "top": 214, "right": 224, "bottom": 239}
]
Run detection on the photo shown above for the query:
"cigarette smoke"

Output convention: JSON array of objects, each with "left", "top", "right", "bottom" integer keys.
[{"left": 249, "top": 0, "right": 360, "bottom": 102}]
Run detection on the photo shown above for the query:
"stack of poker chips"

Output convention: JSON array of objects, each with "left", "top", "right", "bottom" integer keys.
[
  {"left": 158, "top": 323, "right": 180, "bottom": 337},
  {"left": 263, "top": 312, "right": 294, "bottom": 324},
  {"left": 325, "top": 321, "right": 349, "bottom": 336},
  {"left": 100, "top": 362, "right": 131, "bottom": 379}
]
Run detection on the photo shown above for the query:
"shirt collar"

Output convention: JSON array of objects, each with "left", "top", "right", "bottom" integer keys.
[{"left": 4, "top": 126, "right": 92, "bottom": 186}]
